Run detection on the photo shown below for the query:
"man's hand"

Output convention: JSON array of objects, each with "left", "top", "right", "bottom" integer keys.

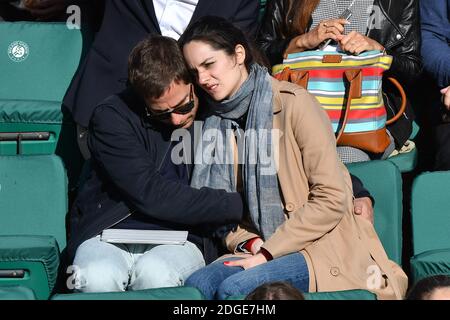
[
  {"left": 354, "top": 196, "right": 374, "bottom": 225},
  {"left": 441, "top": 86, "right": 450, "bottom": 110},
  {"left": 224, "top": 253, "right": 267, "bottom": 270}
]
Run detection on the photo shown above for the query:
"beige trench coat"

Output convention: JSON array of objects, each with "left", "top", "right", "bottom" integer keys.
[{"left": 224, "top": 78, "right": 408, "bottom": 300}]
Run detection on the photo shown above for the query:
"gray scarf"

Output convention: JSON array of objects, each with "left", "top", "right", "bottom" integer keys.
[{"left": 190, "top": 63, "right": 285, "bottom": 240}]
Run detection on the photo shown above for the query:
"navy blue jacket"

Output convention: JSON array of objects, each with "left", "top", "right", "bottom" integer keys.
[
  {"left": 63, "top": 0, "right": 260, "bottom": 127},
  {"left": 420, "top": 0, "right": 450, "bottom": 89},
  {"left": 67, "top": 88, "right": 244, "bottom": 262}
]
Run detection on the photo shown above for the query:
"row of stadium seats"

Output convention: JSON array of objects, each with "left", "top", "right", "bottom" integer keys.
[{"left": 1, "top": 284, "right": 377, "bottom": 300}]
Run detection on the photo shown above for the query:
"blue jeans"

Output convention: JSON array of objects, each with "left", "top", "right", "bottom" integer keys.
[
  {"left": 185, "top": 252, "right": 309, "bottom": 300},
  {"left": 71, "top": 236, "right": 205, "bottom": 292}
]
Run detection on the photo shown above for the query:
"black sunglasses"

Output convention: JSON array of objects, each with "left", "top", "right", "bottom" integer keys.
[{"left": 146, "top": 85, "right": 195, "bottom": 121}]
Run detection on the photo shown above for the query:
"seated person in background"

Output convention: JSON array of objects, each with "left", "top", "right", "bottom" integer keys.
[
  {"left": 179, "top": 17, "right": 407, "bottom": 300},
  {"left": 258, "top": 0, "right": 421, "bottom": 163},
  {"left": 245, "top": 281, "right": 305, "bottom": 300},
  {"left": 407, "top": 275, "right": 450, "bottom": 300},
  {"left": 67, "top": 36, "right": 246, "bottom": 293},
  {"left": 420, "top": 0, "right": 450, "bottom": 171}
]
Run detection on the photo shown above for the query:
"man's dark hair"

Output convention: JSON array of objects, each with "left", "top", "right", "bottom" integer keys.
[
  {"left": 128, "top": 35, "right": 192, "bottom": 100},
  {"left": 406, "top": 275, "right": 450, "bottom": 300},
  {"left": 245, "top": 281, "right": 305, "bottom": 300}
]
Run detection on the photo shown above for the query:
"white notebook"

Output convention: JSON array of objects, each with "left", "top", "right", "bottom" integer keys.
[{"left": 100, "top": 229, "right": 188, "bottom": 245}]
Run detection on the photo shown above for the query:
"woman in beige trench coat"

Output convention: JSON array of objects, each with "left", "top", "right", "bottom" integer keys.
[{"left": 179, "top": 16, "right": 408, "bottom": 300}]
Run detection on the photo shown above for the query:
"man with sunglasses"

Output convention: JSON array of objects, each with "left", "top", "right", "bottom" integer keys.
[
  {"left": 66, "top": 36, "right": 244, "bottom": 293},
  {"left": 145, "top": 83, "right": 196, "bottom": 127}
]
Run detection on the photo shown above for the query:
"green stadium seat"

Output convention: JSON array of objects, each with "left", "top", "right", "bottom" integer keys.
[
  {"left": 227, "top": 289, "right": 376, "bottom": 300},
  {"left": 304, "top": 290, "right": 376, "bottom": 300},
  {"left": 0, "top": 22, "right": 83, "bottom": 155},
  {"left": 51, "top": 286, "right": 205, "bottom": 300},
  {"left": 0, "top": 155, "right": 68, "bottom": 300},
  {"left": 410, "top": 249, "right": 450, "bottom": 283},
  {"left": 410, "top": 171, "right": 450, "bottom": 283},
  {"left": 0, "top": 21, "right": 87, "bottom": 189},
  {"left": 347, "top": 160, "right": 403, "bottom": 265},
  {"left": 0, "top": 286, "right": 37, "bottom": 300},
  {"left": 387, "top": 121, "right": 420, "bottom": 173}
]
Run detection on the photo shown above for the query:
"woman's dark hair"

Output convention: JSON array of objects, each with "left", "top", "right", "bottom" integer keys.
[
  {"left": 128, "top": 35, "right": 192, "bottom": 100},
  {"left": 245, "top": 281, "right": 305, "bottom": 300},
  {"left": 406, "top": 275, "right": 450, "bottom": 300},
  {"left": 179, "top": 16, "right": 268, "bottom": 71},
  {"left": 286, "top": 0, "right": 320, "bottom": 35}
]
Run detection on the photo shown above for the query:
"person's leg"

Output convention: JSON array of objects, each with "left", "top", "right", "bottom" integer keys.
[
  {"left": 216, "top": 252, "right": 309, "bottom": 300},
  {"left": 185, "top": 257, "right": 244, "bottom": 300},
  {"left": 337, "top": 146, "right": 370, "bottom": 163},
  {"left": 379, "top": 130, "right": 396, "bottom": 159},
  {"left": 72, "top": 236, "right": 132, "bottom": 292},
  {"left": 129, "top": 241, "right": 205, "bottom": 290}
]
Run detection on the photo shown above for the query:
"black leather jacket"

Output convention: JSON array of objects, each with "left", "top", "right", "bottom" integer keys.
[{"left": 258, "top": 0, "right": 422, "bottom": 83}]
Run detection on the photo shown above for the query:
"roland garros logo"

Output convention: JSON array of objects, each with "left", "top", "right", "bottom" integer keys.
[{"left": 8, "top": 41, "right": 29, "bottom": 62}]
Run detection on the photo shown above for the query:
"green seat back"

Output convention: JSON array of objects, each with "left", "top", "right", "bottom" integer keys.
[
  {"left": 0, "top": 236, "right": 60, "bottom": 300},
  {"left": 0, "top": 286, "right": 37, "bottom": 300},
  {"left": 0, "top": 155, "right": 67, "bottom": 299},
  {"left": 305, "top": 289, "right": 376, "bottom": 300},
  {"left": 51, "top": 286, "right": 205, "bottom": 300},
  {"left": 411, "top": 171, "right": 450, "bottom": 255},
  {"left": 0, "top": 22, "right": 85, "bottom": 191},
  {"left": 0, "top": 22, "right": 83, "bottom": 102},
  {"left": 347, "top": 160, "right": 403, "bottom": 265},
  {"left": 227, "top": 289, "right": 376, "bottom": 300},
  {"left": 410, "top": 249, "right": 450, "bottom": 283},
  {"left": 387, "top": 121, "right": 419, "bottom": 173},
  {"left": 387, "top": 146, "right": 418, "bottom": 173},
  {"left": 0, "top": 155, "right": 68, "bottom": 249}
]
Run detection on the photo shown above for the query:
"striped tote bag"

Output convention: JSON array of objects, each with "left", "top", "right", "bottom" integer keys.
[{"left": 273, "top": 50, "right": 405, "bottom": 154}]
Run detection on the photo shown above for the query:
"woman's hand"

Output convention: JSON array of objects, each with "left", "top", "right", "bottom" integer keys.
[
  {"left": 441, "top": 86, "right": 450, "bottom": 110},
  {"left": 338, "top": 31, "right": 384, "bottom": 55},
  {"left": 284, "top": 19, "right": 348, "bottom": 56},
  {"left": 224, "top": 253, "right": 267, "bottom": 270}
]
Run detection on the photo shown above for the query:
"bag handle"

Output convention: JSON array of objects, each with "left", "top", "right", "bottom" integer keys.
[
  {"left": 335, "top": 69, "right": 362, "bottom": 142},
  {"left": 385, "top": 77, "right": 407, "bottom": 125},
  {"left": 275, "top": 67, "right": 362, "bottom": 142},
  {"left": 277, "top": 67, "right": 309, "bottom": 89}
]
